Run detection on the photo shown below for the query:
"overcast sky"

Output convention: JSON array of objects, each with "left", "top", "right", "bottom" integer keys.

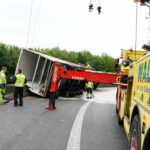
[{"left": 0, "top": 0, "right": 149, "bottom": 58}]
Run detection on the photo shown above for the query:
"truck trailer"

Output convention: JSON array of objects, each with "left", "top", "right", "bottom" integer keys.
[{"left": 16, "top": 49, "right": 86, "bottom": 97}]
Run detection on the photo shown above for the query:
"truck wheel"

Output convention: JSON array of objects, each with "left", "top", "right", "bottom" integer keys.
[
  {"left": 130, "top": 115, "right": 141, "bottom": 150},
  {"left": 94, "top": 84, "right": 98, "bottom": 90},
  {"left": 118, "top": 102, "right": 123, "bottom": 125},
  {"left": 66, "top": 91, "right": 70, "bottom": 97},
  {"left": 116, "top": 105, "right": 118, "bottom": 115}
]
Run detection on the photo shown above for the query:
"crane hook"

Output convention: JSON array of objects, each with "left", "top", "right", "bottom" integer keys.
[
  {"left": 89, "top": 3, "right": 93, "bottom": 12},
  {"left": 97, "top": 0, "right": 101, "bottom": 14},
  {"left": 97, "top": 6, "right": 101, "bottom": 14}
]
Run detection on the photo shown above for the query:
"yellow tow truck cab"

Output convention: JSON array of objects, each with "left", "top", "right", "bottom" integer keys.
[
  {"left": 115, "top": 49, "right": 145, "bottom": 119},
  {"left": 120, "top": 49, "right": 145, "bottom": 74},
  {"left": 115, "top": 49, "right": 150, "bottom": 150}
]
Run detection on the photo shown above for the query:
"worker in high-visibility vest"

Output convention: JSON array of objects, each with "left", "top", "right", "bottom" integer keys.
[
  {"left": 14, "top": 69, "right": 27, "bottom": 106},
  {"left": 85, "top": 63, "right": 91, "bottom": 69},
  {"left": 0, "top": 67, "right": 7, "bottom": 104},
  {"left": 85, "top": 81, "right": 94, "bottom": 99}
]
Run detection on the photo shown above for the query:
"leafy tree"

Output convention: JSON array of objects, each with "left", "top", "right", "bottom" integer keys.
[
  {"left": 0, "top": 43, "right": 20, "bottom": 80},
  {"left": 0, "top": 43, "right": 116, "bottom": 82}
]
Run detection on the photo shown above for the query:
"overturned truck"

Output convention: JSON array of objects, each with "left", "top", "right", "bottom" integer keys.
[
  {"left": 16, "top": 49, "right": 84, "bottom": 97},
  {"left": 16, "top": 49, "right": 118, "bottom": 97}
]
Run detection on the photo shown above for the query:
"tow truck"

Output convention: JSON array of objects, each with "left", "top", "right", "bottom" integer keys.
[{"left": 115, "top": 1, "right": 150, "bottom": 149}]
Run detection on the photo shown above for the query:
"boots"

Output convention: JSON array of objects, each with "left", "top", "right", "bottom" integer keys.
[
  {"left": 46, "top": 105, "right": 57, "bottom": 110},
  {"left": 46, "top": 105, "right": 55, "bottom": 110},
  {"left": 53, "top": 106, "right": 56, "bottom": 110}
]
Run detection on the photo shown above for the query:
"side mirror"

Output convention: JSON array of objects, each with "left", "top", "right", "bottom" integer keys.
[{"left": 122, "top": 59, "right": 132, "bottom": 67}]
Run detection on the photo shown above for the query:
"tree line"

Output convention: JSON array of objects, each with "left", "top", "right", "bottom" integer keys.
[{"left": 0, "top": 43, "right": 115, "bottom": 80}]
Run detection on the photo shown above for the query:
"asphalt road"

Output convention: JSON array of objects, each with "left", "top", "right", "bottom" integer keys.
[{"left": 0, "top": 87, "right": 129, "bottom": 150}]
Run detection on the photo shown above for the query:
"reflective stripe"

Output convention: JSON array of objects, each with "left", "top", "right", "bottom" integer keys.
[{"left": 15, "top": 73, "right": 26, "bottom": 87}]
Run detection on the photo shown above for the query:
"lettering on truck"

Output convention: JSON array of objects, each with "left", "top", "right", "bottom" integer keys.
[{"left": 138, "top": 60, "right": 150, "bottom": 82}]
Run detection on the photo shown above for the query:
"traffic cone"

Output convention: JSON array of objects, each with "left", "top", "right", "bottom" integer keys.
[{"left": 46, "top": 105, "right": 54, "bottom": 110}]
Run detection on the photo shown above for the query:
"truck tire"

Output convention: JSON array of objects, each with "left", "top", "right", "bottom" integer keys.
[
  {"left": 143, "top": 131, "right": 150, "bottom": 150},
  {"left": 130, "top": 115, "right": 141, "bottom": 150},
  {"left": 94, "top": 84, "right": 98, "bottom": 90},
  {"left": 116, "top": 92, "right": 120, "bottom": 115},
  {"left": 118, "top": 101, "right": 123, "bottom": 125},
  {"left": 66, "top": 91, "right": 70, "bottom": 97},
  {"left": 116, "top": 105, "right": 118, "bottom": 115}
]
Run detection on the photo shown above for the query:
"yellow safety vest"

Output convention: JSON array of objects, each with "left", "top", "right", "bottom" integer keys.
[
  {"left": 15, "top": 73, "right": 26, "bottom": 87},
  {"left": 85, "top": 64, "right": 91, "bottom": 68},
  {"left": 86, "top": 82, "right": 93, "bottom": 89},
  {"left": 0, "top": 71, "right": 6, "bottom": 84}
]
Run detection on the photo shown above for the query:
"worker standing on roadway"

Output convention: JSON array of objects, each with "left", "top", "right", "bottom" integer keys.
[
  {"left": 46, "top": 62, "right": 60, "bottom": 111},
  {"left": 0, "top": 67, "right": 7, "bottom": 104},
  {"left": 13, "top": 69, "right": 27, "bottom": 106},
  {"left": 85, "top": 81, "right": 94, "bottom": 99},
  {"left": 47, "top": 92, "right": 57, "bottom": 110}
]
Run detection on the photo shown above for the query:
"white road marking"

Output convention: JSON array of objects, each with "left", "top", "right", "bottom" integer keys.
[
  {"left": 66, "top": 101, "right": 92, "bottom": 150},
  {"left": 83, "top": 99, "right": 115, "bottom": 105},
  {"left": 59, "top": 97, "right": 81, "bottom": 101},
  {"left": 66, "top": 88, "right": 116, "bottom": 150}
]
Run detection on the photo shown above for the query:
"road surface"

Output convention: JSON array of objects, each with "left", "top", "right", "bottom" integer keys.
[{"left": 0, "top": 87, "right": 129, "bottom": 150}]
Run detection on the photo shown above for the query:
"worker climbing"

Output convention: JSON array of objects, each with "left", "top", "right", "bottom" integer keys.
[
  {"left": 85, "top": 63, "right": 92, "bottom": 70},
  {"left": 0, "top": 67, "right": 7, "bottom": 104}
]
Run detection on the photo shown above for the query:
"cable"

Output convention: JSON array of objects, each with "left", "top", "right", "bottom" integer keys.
[
  {"left": 148, "top": 7, "right": 150, "bottom": 47},
  {"left": 134, "top": 2, "right": 138, "bottom": 59},
  {"left": 26, "top": 0, "right": 34, "bottom": 49},
  {"left": 31, "top": 0, "right": 42, "bottom": 48}
]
